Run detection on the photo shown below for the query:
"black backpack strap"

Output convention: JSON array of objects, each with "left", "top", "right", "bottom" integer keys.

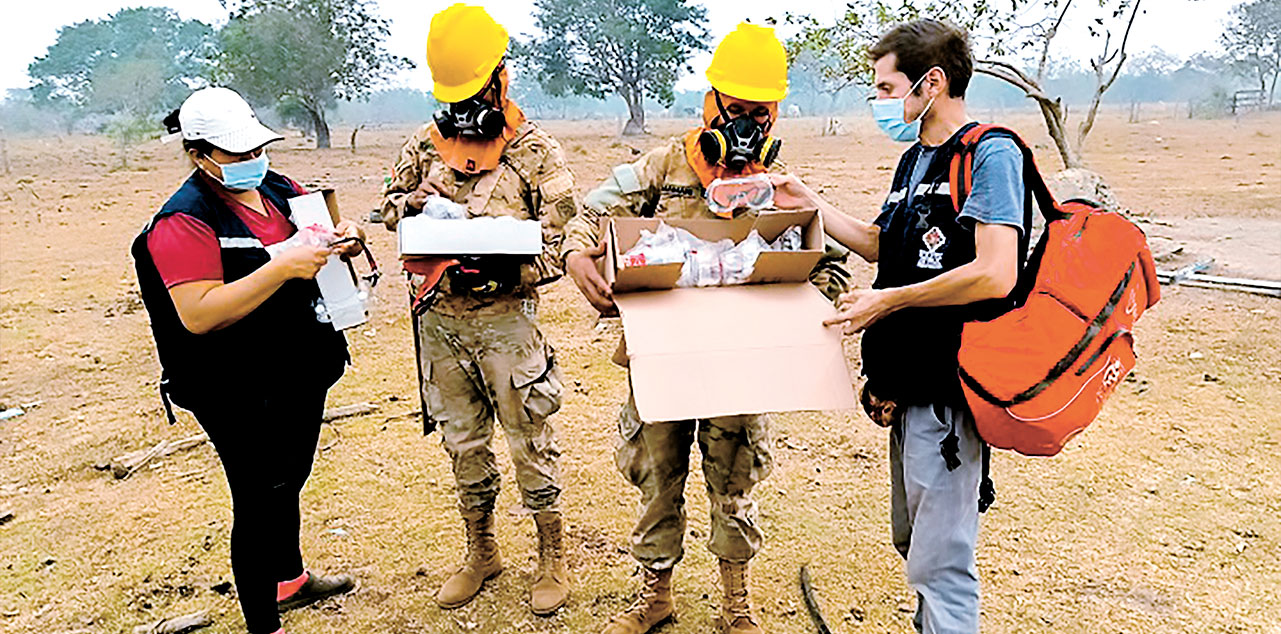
[
  {"left": 947, "top": 124, "right": 1067, "bottom": 253},
  {"left": 979, "top": 442, "right": 996, "bottom": 513},
  {"left": 159, "top": 377, "right": 177, "bottom": 425}
]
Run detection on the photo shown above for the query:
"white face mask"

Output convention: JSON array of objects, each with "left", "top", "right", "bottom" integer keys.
[{"left": 870, "top": 69, "right": 938, "bottom": 143}]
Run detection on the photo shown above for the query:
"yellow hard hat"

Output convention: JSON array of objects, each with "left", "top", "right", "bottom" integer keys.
[
  {"left": 705, "top": 23, "right": 789, "bottom": 103},
  {"left": 426, "top": 4, "right": 509, "bottom": 103}
]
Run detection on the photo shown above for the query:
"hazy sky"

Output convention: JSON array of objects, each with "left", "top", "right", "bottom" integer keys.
[{"left": 2, "top": 0, "right": 1242, "bottom": 95}]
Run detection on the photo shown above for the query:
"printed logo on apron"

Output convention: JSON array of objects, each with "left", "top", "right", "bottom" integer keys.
[{"left": 918, "top": 226, "right": 947, "bottom": 269}]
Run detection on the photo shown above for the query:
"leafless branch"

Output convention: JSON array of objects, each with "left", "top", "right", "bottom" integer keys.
[{"left": 1037, "top": 0, "right": 1075, "bottom": 82}]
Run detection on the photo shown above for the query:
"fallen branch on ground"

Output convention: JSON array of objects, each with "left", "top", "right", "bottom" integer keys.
[
  {"left": 1156, "top": 262, "right": 1281, "bottom": 297},
  {"left": 323, "top": 402, "right": 378, "bottom": 422},
  {"left": 132, "top": 609, "right": 212, "bottom": 634},
  {"left": 111, "top": 433, "right": 209, "bottom": 479},
  {"left": 108, "top": 403, "right": 376, "bottom": 478}
]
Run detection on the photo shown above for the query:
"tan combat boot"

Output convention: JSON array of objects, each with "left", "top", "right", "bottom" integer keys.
[
  {"left": 602, "top": 567, "right": 674, "bottom": 634},
  {"left": 435, "top": 508, "right": 502, "bottom": 608},
  {"left": 718, "top": 559, "right": 763, "bottom": 634},
  {"left": 530, "top": 510, "right": 570, "bottom": 615}
]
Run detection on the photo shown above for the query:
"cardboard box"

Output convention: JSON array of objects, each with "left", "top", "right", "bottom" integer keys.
[
  {"left": 605, "top": 210, "right": 857, "bottom": 422},
  {"left": 285, "top": 190, "right": 368, "bottom": 331},
  {"left": 399, "top": 216, "right": 542, "bottom": 257}
]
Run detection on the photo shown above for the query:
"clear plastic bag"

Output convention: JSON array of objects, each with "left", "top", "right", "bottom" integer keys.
[
  {"left": 421, "top": 196, "right": 468, "bottom": 220},
  {"left": 678, "top": 239, "right": 734, "bottom": 287},
  {"left": 720, "top": 230, "right": 771, "bottom": 285},
  {"left": 622, "top": 221, "right": 806, "bottom": 288},
  {"left": 265, "top": 223, "right": 337, "bottom": 257},
  {"left": 770, "top": 225, "right": 803, "bottom": 252},
  {"left": 622, "top": 223, "right": 698, "bottom": 267}
]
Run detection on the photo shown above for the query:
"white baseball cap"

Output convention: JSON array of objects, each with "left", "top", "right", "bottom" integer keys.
[{"left": 177, "top": 87, "right": 283, "bottom": 154}]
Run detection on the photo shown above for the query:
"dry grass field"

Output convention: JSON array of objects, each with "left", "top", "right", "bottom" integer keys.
[{"left": 1, "top": 108, "right": 1278, "bottom": 633}]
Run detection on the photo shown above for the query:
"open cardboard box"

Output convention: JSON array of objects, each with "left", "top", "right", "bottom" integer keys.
[{"left": 604, "top": 210, "right": 856, "bottom": 422}]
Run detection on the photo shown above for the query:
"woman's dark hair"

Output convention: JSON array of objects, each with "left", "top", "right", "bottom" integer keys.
[
  {"left": 868, "top": 19, "right": 973, "bottom": 98},
  {"left": 163, "top": 108, "right": 217, "bottom": 156}
]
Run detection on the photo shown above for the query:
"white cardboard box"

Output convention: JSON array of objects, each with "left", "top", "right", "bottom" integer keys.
[
  {"left": 284, "top": 190, "right": 368, "bottom": 331},
  {"left": 398, "top": 216, "right": 543, "bottom": 257}
]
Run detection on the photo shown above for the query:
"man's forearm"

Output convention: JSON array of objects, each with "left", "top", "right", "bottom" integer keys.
[
  {"left": 884, "top": 259, "right": 1015, "bottom": 311},
  {"left": 818, "top": 202, "right": 879, "bottom": 263}
]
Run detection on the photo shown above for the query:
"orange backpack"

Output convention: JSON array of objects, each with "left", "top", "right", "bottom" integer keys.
[{"left": 950, "top": 125, "right": 1161, "bottom": 457}]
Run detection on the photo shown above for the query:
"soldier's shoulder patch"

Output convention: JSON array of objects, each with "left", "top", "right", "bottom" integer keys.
[
  {"left": 541, "top": 168, "right": 575, "bottom": 201},
  {"left": 613, "top": 164, "right": 644, "bottom": 194}
]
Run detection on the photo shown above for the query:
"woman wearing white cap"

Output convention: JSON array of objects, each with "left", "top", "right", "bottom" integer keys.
[{"left": 131, "top": 87, "right": 361, "bottom": 634}]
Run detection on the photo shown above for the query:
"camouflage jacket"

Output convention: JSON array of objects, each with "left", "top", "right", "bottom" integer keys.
[
  {"left": 382, "top": 121, "right": 579, "bottom": 316},
  {"left": 562, "top": 134, "right": 851, "bottom": 300}
]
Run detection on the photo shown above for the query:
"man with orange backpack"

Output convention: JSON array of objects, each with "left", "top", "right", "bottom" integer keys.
[{"left": 772, "top": 19, "right": 1028, "bottom": 633}]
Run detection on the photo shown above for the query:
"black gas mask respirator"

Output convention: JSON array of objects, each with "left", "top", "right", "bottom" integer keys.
[
  {"left": 433, "top": 68, "right": 507, "bottom": 140},
  {"left": 698, "top": 92, "right": 782, "bottom": 171}
]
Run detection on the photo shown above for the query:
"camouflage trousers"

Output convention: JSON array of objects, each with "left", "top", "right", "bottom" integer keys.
[
  {"left": 615, "top": 391, "right": 773, "bottom": 570},
  {"left": 417, "top": 307, "right": 563, "bottom": 513}
]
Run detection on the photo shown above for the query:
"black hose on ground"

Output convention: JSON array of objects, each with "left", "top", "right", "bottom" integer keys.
[{"left": 799, "top": 564, "right": 833, "bottom": 634}]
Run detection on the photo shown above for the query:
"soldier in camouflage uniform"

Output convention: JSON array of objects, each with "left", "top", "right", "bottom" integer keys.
[
  {"left": 380, "top": 5, "right": 577, "bottom": 616},
  {"left": 562, "top": 24, "right": 850, "bottom": 634}
]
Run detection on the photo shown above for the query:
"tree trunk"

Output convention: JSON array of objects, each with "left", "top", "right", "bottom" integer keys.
[
  {"left": 1077, "top": 93, "right": 1104, "bottom": 151},
  {"left": 621, "top": 86, "right": 645, "bottom": 136},
  {"left": 975, "top": 62, "right": 1083, "bottom": 170},
  {"left": 350, "top": 124, "right": 365, "bottom": 154},
  {"left": 1270, "top": 69, "right": 1279, "bottom": 106},
  {"left": 308, "top": 105, "right": 331, "bottom": 149},
  {"left": 1037, "top": 98, "right": 1083, "bottom": 170},
  {"left": 0, "top": 127, "right": 9, "bottom": 175}
]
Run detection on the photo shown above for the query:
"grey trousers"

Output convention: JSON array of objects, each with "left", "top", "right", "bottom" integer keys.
[{"left": 890, "top": 403, "right": 983, "bottom": 634}]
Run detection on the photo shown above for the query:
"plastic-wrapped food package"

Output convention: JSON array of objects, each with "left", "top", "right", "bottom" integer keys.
[
  {"left": 678, "top": 239, "right": 735, "bottom": 287},
  {"left": 720, "top": 230, "right": 771, "bottom": 286},
  {"left": 770, "top": 225, "right": 803, "bottom": 251},
  {"left": 622, "top": 223, "right": 696, "bottom": 267},
  {"left": 421, "top": 196, "right": 468, "bottom": 220}
]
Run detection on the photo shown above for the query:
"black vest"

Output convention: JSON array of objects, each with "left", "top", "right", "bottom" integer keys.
[
  {"left": 861, "top": 123, "right": 1025, "bottom": 406},
  {"left": 131, "top": 171, "right": 348, "bottom": 413}
]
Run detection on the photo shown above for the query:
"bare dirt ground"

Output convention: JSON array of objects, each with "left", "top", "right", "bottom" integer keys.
[{"left": 1, "top": 109, "right": 1278, "bottom": 634}]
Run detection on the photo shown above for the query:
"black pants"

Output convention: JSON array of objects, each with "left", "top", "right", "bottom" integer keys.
[{"left": 192, "top": 387, "right": 327, "bottom": 634}]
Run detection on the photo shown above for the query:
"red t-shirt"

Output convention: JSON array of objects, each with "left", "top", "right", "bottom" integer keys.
[{"left": 148, "top": 174, "right": 307, "bottom": 288}]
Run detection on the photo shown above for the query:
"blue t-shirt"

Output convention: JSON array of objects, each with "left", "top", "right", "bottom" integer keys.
[{"left": 906, "top": 136, "right": 1025, "bottom": 233}]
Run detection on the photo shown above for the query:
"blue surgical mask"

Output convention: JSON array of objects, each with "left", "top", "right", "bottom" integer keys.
[
  {"left": 206, "top": 153, "right": 269, "bottom": 191},
  {"left": 871, "top": 71, "right": 937, "bottom": 143}
]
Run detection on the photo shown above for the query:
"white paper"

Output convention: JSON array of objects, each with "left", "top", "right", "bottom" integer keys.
[{"left": 286, "top": 192, "right": 367, "bottom": 331}]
